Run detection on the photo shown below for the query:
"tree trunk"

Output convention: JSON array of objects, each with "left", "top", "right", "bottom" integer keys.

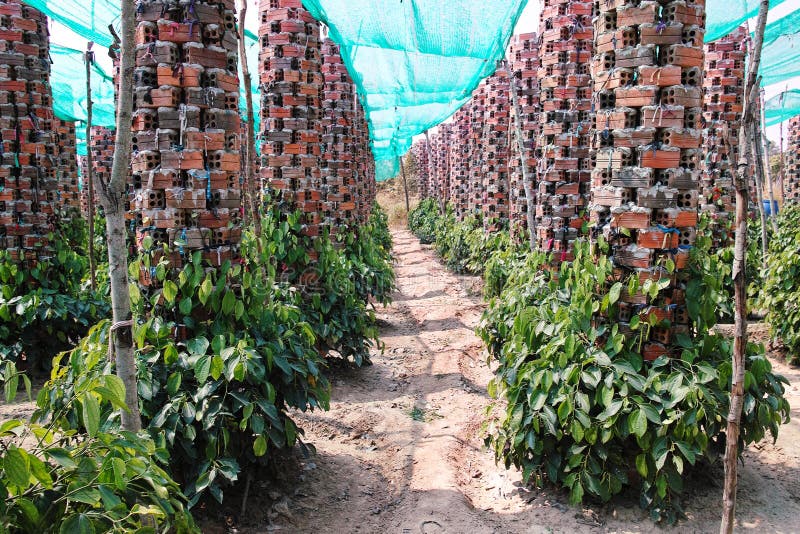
[
  {"left": 85, "top": 44, "right": 96, "bottom": 291},
  {"left": 400, "top": 156, "right": 411, "bottom": 214},
  {"left": 237, "top": 0, "right": 260, "bottom": 235},
  {"left": 505, "top": 62, "right": 537, "bottom": 252},
  {"left": 94, "top": 0, "right": 141, "bottom": 432},
  {"left": 720, "top": 2, "right": 769, "bottom": 532}
]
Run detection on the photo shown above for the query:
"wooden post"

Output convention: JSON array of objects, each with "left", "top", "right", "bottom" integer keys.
[
  {"left": 237, "top": 0, "right": 260, "bottom": 235},
  {"left": 400, "top": 155, "right": 411, "bottom": 214},
  {"left": 759, "top": 89, "right": 778, "bottom": 230},
  {"left": 85, "top": 43, "right": 97, "bottom": 291},
  {"left": 95, "top": 0, "right": 142, "bottom": 432},
  {"left": 721, "top": 1, "right": 769, "bottom": 532},
  {"left": 751, "top": 120, "right": 770, "bottom": 263},
  {"left": 505, "top": 61, "right": 537, "bottom": 252}
]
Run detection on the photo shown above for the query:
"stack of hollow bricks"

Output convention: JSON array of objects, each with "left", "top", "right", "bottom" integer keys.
[
  {"left": 481, "top": 70, "right": 510, "bottom": 231},
  {"left": 507, "top": 32, "right": 540, "bottom": 240},
  {"left": 701, "top": 25, "right": 746, "bottom": 240},
  {"left": 449, "top": 104, "right": 471, "bottom": 219},
  {"left": 467, "top": 81, "right": 486, "bottom": 215},
  {"left": 353, "top": 100, "right": 376, "bottom": 223},
  {"left": 412, "top": 139, "right": 430, "bottom": 200},
  {"left": 0, "top": 0, "right": 59, "bottom": 263},
  {"left": 538, "top": 0, "right": 592, "bottom": 263},
  {"left": 786, "top": 116, "right": 800, "bottom": 203},
  {"left": 320, "top": 37, "right": 356, "bottom": 232},
  {"left": 131, "top": 0, "right": 242, "bottom": 270},
  {"left": 55, "top": 119, "right": 80, "bottom": 215},
  {"left": 259, "top": 0, "right": 323, "bottom": 237},
  {"left": 592, "top": 0, "right": 705, "bottom": 361},
  {"left": 80, "top": 126, "right": 115, "bottom": 217},
  {"left": 430, "top": 123, "right": 451, "bottom": 207}
]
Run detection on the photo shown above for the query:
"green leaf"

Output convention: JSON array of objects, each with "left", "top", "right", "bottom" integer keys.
[
  {"left": 199, "top": 277, "right": 213, "bottom": 306},
  {"left": 194, "top": 355, "right": 212, "bottom": 384},
  {"left": 210, "top": 355, "right": 224, "bottom": 381},
  {"left": 629, "top": 408, "right": 647, "bottom": 438},
  {"left": 253, "top": 435, "right": 268, "bottom": 457},
  {"left": 635, "top": 453, "right": 648, "bottom": 478},
  {"left": 222, "top": 290, "right": 236, "bottom": 315},
  {"left": 608, "top": 282, "right": 622, "bottom": 306},
  {"left": 167, "top": 372, "right": 182, "bottom": 396},
  {"left": 187, "top": 336, "right": 210, "bottom": 356},
  {"left": 59, "top": 514, "right": 95, "bottom": 534},
  {"left": 179, "top": 297, "right": 193, "bottom": 316},
  {"left": 81, "top": 394, "right": 100, "bottom": 437},
  {"left": 28, "top": 455, "right": 53, "bottom": 488},
  {"left": 112, "top": 457, "right": 127, "bottom": 490},
  {"left": 96, "top": 375, "right": 127, "bottom": 411},
  {"left": 4, "top": 447, "right": 31, "bottom": 488},
  {"left": 598, "top": 400, "right": 622, "bottom": 421},
  {"left": 45, "top": 448, "right": 77, "bottom": 469},
  {"left": 162, "top": 280, "right": 178, "bottom": 304}
]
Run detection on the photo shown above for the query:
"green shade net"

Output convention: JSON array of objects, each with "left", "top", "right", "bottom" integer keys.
[
  {"left": 757, "top": 8, "right": 800, "bottom": 87},
  {"left": 764, "top": 89, "right": 800, "bottom": 126},
  {"left": 302, "top": 0, "right": 529, "bottom": 180},
  {"left": 706, "top": 0, "right": 786, "bottom": 43},
  {"left": 25, "top": 0, "right": 800, "bottom": 177}
]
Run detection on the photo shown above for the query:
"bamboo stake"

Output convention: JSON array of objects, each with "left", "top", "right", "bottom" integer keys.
[
  {"left": 505, "top": 61, "right": 537, "bottom": 252},
  {"left": 751, "top": 121, "right": 770, "bottom": 264},
  {"left": 85, "top": 42, "right": 97, "bottom": 291},
  {"left": 721, "top": 1, "right": 769, "bottom": 531}
]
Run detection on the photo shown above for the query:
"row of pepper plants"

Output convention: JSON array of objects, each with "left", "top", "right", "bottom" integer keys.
[{"left": 409, "top": 198, "right": 791, "bottom": 523}]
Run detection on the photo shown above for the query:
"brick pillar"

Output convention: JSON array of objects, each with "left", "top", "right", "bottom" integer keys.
[
  {"left": 55, "top": 119, "right": 80, "bottom": 216},
  {"left": 352, "top": 99, "right": 372, "bottom": 223},
  {"left": 592, "top": 0, "right": 705, "bottom": 361},
  {"left": 507, "top": 32, "right": 541, "bottom": 241},
  {"left": 320, "top": 37, "right": 357, "bottom": 233},
  {"left": 433, "top": 124, "right": 452, "bottom": 207},
  {"left": 701, "top": 25, "right": 746, "bottom": 242},
  {"left": 259, "top": 0, "right": 323, "bottom": 237},
  {"left": 0, "top": 0, "right": 59, "bottom": 263},
  {"left": 482, "top": 71, "right": 510, "bottom": 231},
  {"left": 538, "top": 0, "right": 593, "bottom": 263},
  {"left": 131, "top": 1, "right": 243, "bottom": 268},
  {"left": 786, "top": 116, "right": 800, "bottom": 204},
  {"left": 450, "top": 105, "right": 471, "bottom": 219},
  {"left": 467, "top": 82, "right": 487, "bottom": 217},
  {"left": 412, "top": 139, "right": 430, "bottom": 200}
]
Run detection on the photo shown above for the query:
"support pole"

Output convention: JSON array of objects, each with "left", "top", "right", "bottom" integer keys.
[
  {"left": 85, "top": 42, "right": 97, "bottom": 291},
  {"left": 505, "top": 61, "right": 537, "bottom": 252},
  {"left": 759, "top": 89, "right": 778, "bottom": 230},
  {"left": 751, "top": 120, "right": 770, "bottom": 264},
  {"left": 721, "top": 1, "right": 769, "bottom": 532},
  {"left": 237, "top": 0, "right": 260, "bottom": 235},
  {"left": 400, "top": 155, "right": 410, "bottom": 214}
]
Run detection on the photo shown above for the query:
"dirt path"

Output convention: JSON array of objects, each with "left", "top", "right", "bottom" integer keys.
[{"left": 272, "top": 228, "right": 800, "bottom": 534}]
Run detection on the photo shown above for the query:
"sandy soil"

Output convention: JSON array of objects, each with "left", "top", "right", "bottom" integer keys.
[{"left": 259, "top": 229, "right": 800, "bottom": 534}]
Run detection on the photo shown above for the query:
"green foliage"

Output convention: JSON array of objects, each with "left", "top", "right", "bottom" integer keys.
[
  {"left": 478, "top": 239, "right": 790, "bottom": 523},
  {"left": 408, "top": 198, "right": 440, "bottom": 244},
  {"left": 34, "top": 206, "right": 394, "bottom": 506},
  {"left": 408, "top": 202, "right": 515, "bottom": 277},
  {"left": 764, "top": 204, "right": 800, "bottom": 362},
  {"left": 0, "top": 362, "right": 196, "bottom": 533},
  {"left": 0, "top": 218, "right": 109, "bottom": 373}
]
